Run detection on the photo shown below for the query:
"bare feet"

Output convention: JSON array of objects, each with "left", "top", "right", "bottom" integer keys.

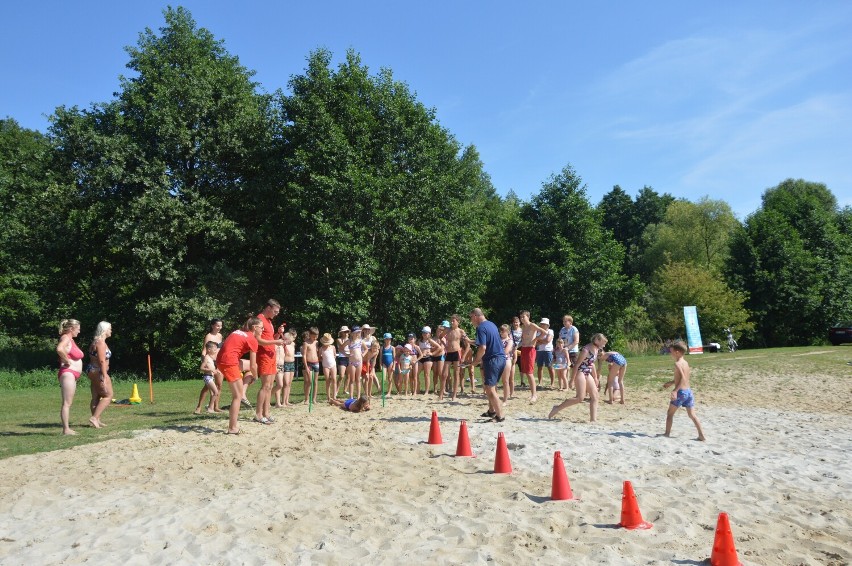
[
  {"left": 88, "top": 416, "right": 102, "bottom": 428},
  {"left": 698, "top": 435, "right": 706, "bottom": 441},
  {"left": 62, "top": 429, "right": 77, "bottom": 435},
  {"left": 194, "top": 408, "right": 202, "bottom": 414},
  {"left": 529, "top": 395, "right": 538, "bottom": 404},
  {"left": 548, "top": 405, "right": 559, "bottom": 419}
]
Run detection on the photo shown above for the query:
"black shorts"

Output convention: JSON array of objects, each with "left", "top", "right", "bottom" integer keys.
[{"left": 445, "top": 351, "right": 460, "bottom": 363}]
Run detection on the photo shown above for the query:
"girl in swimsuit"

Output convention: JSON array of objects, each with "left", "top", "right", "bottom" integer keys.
[
  {"left": 548, "top": 333, "right": 607, "bottom": 422},
  {"left": 336, "top": 327, "right": 350, "bottom": 396},
  {"left": 346, "top": 327, "right": 365, "bottom": 399},
  {"left": 86, "top": 321, "right": 114, "bottom": 429},
  {"left": 380, "top": 334, "right": 396, "bottom": 396},
  {"left": 329, "top": 395, "right": 371, "bottom": 412},
  {"left": 319, "top": 333, "right": 338, "bottom": 401},
  {"left": 57, "top": 319, "right": 84, "bottom": 435}
]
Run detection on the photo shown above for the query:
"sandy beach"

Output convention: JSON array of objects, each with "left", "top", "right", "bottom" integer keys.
[{"left": 1, "top": 356, "right": 850, "bottom": 565}]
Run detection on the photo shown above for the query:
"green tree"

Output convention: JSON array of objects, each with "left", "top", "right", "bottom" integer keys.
[
  {"left": 0, "top": 118, "right": 70, "bottom": 344},
  {"left": 648, "top": 261, "right": 753, "bottom": 341},
  {"left": 48, "top": 7, "right": 269, "bottom": 370},
  {"left": 628, "top": 186, "right": 675, "bottom": 280},
  {"left": 639, "top": 197, "right": 739, "bottom": 276},
  {"left": 273, "top": 49, "right": 502, "bottom": 336},
  {"left": 498, "top": 165, "right": 641, "bottom": 337},
  {"left": 726, "top": 179, "right": 852, "bottom": 346}
]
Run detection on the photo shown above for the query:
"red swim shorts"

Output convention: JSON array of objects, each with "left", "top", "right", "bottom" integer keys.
[
  {"left": 257, "top": 354, "right": 276, "bottom": 376},
  {"left": 520, "top": 346, "right": 536, "bottom": 374},
  {"left": 220, "top": 365, "right": 243, "bottom": 383}
]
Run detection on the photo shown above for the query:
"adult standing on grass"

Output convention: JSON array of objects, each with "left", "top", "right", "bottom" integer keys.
[
  {"left": 57, "top": 319, "right": 84, "bottom": 435},
  {"left": 217, "top": 317, "right": 263, "bottom": 434},
  {"left": 86, "top": 321, "right": 113, "bottom": 429},
  {"left": 470, "top": 308, "right": 506, "bottom": 422},
  {"left": 255, "top": 300, "right": 285, "bottom": 424}
]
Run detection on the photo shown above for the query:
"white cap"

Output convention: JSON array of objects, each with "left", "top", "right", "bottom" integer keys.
[
  {"left": 421, "top": 326, "right": 431, "bottom": 334},
  {"left": 540, "top": 318, "right": 550, "bottom": 325}
]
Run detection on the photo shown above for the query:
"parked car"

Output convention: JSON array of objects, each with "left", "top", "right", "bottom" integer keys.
[{"left": 829, "top": 322, "right": 852, "bottom": 345}]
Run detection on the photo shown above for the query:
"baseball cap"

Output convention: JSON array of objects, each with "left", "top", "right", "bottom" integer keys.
[
  {"left": 540, "top": 318, "right": 550, "bottom": 325},
  {"left": 383, "top": 332, "right": 392, "bottom": 339}
]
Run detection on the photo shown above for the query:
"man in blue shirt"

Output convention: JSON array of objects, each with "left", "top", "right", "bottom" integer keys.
[{"left": 470, "top": 308, "right": 506, "bottom": 422}]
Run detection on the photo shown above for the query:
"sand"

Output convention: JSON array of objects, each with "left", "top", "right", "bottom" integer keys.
[{"left": 1, "top": 361, "right": 850, "bottom": 565}]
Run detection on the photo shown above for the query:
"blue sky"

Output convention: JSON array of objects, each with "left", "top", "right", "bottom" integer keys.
[{"left": 2, "top": 1, "right": 851, "bottom": 217}]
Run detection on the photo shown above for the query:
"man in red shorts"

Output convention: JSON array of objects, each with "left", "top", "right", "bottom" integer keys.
[
  {"left": 255, "top": 299, "right": 285, "bottom": 425},
  {"left": 218, "top": 317, "right": 264, "bottom": 434},
  {"left": 519, "top": 311, "right": 547, "bottom": 403}
]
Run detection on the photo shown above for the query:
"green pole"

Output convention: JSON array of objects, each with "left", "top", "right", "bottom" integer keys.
[
  {"left": 381, "top": 365, "right": 386, "bottom": 407},
  {"left": 308, "top": 370, "right": 314, "bottom": 413}
]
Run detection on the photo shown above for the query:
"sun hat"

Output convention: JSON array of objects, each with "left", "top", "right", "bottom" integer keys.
[
  {"left": 383, "top": 332, "right": 392, "bottom": 339},
  {"left": 320, "top": 333, "right": 334, "bottom": 345},
  {"left": 362, "top": 324, "right": 373, "bottom": 332},
  {"left": 421, "top": 326, "right": 431, "bottom": 334},
  {"left": 339, "top": 326, "right": 350, "bottom": 333},
  {"left": 540, "top": 318, "right": 550, "bottom": 325}
]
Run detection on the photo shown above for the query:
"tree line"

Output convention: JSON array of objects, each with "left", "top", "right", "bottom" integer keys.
[{"left": 1, "top": 7, "right": 850, "bottom": 375}]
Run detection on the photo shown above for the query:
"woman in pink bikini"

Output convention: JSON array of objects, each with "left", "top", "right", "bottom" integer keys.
[{"left": 57, "top": 319, "right": 84, "bottom": 435}]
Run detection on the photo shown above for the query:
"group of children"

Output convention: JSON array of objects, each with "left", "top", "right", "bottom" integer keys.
[{"left": 193, "top": 311, "right": 705, "bottom": 440}]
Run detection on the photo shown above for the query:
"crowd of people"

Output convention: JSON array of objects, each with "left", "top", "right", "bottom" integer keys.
[{"left": 55, "top": 300, "right": 705, "bottom": 440}]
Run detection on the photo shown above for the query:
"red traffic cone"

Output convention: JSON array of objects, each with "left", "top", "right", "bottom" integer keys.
[
  {"left": 455, "top": 420, "right": 473, "bottom": 457},
  {"left": 493, "top": 431, "right": 512, "bottom": 474},
  {"left": 710, "top": 512, "right": 743, "bottom": 566},
  {"left": 550, "top": 451, "right": 575, "bottom": 500},
  {"left": 618, "top": 481, "right": 653, "bottom": 529},
  {"left": 427, "top": 410, "right": 443, "bottom": 444}
]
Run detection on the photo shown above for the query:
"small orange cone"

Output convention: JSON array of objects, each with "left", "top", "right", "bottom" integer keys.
[
  {"left": 493, "top": 432, "right": 512, "bottom": 474},
  {"left": 618, "top": 481, "right": 653, "bottom": 529},
  {"left": 455, "top": 420, "right": 473, "bottom": 457},
  {"left": 427, "top": 411, "right": 443, "bottom": 444},
  {"left": 550, "top": 451, "right": 575, "bottom": 500},
  {"left": 710, "top": 512, "right": 743, "bottom": 566}
]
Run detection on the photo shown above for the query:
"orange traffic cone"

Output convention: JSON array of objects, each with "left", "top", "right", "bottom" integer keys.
[
  {"left": 710, "top": 512, "right": 743, "bottom": 566},
  {"left": 428, "top": 410, "right": 443, "bottom": 445},
  {"left": 550, "top": 451, "right": 575, "bottom": 500},
  {"left": 455, "top": 420, "right": 473, "bottom": 457},
  {"left": 618, "top": 481, "right": 653, "bottom": 529},
  {"left": 493, "top": 432, "right": 512, "bottom": 474}
]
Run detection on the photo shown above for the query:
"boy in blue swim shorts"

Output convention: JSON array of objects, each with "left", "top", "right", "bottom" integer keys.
[{"left": 661, "top": 341, "right": 706, "bottom": 441}]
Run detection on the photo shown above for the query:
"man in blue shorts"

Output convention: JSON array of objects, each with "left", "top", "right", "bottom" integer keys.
[{"left": 470, "top": 308, "right": 506, "bottom": 422}]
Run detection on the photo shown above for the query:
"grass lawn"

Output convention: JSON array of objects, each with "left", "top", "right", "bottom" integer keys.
[{"left": 1, "top": 345, "right": 849, "bottom": 459}]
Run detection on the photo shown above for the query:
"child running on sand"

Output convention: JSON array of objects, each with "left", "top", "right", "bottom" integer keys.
[
  {"left": 319, "top": 333, "right": 338, "bottom": 402},
  {"left": 662, "top": 341, "right": 706, "bottom": 441},
  {"left": 597, "top": 349, "right": 627, "bottom": 404},
  {"left": 301, "top": 328, "right": 320, "bottom": 404},
  {"left": 195, "top": 341, "right": 222, "bottom": 414},
  {"left": 553, "top": 338, "right": 569, "bottom": 391},
  {"left": 548, "top": 333, "right": 607, "bottom": 422}
]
